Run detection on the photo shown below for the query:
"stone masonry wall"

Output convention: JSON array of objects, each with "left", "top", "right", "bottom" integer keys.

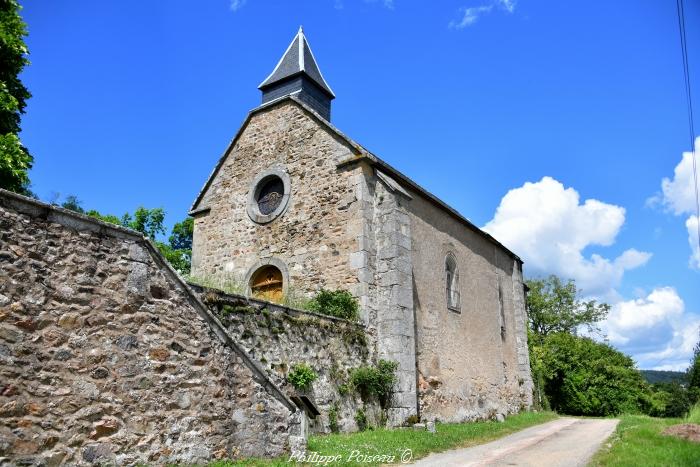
[
  {"left": 191, "top": 100, "right": 363, "bottom": 297},
  {"left": 0, "top": 190, "right": 302, "bottom": 466},
  {"left": 406, "top": 189, "right": 533, "bottom": 423},
  {"left": 193, "top": 286, "right": 383, "bottom": 433}
]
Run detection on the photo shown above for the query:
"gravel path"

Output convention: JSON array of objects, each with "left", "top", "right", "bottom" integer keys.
[{"left": 411, "top": 417, "right": 619, "bottom": 467}]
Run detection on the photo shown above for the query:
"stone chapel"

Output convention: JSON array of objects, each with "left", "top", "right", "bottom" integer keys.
[{"left": 189, "top": 28, "right": 533, "bottom": 425}]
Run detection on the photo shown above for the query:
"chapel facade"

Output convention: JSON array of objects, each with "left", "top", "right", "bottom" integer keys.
[{"left": 189, "top": 28, "right": 533, "bottom": 425}]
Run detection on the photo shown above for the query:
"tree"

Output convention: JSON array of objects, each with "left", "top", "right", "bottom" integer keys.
[
  {"left": 688, "top": 330, "right": 700, "bottom": 399},
  {"left": 124, "top": 207, "right": 165, "bottom": 240},
  {"left": 0, "top": 0, "right": 33, "bottom": 194},
  {"left": 536, "top": 332, "right": 649, "bottom": 416},
  {"left": 169, "top": 217, "right": 193, "bottom": 250},
  {"left": 526, "top": 275, "right": 610, "bottom": 341},
  {"left": 61, "top": 195, "right": 85, "bottom": 213}
]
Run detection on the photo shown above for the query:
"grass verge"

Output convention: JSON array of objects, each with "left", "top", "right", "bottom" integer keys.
[
  {"left": 209, "top": 411, "right": 557, "bottom": 466},
  {"left": 590, "top": 414, "right": 700, "bottom": 467}
]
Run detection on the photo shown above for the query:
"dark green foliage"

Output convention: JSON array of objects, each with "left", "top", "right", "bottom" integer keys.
[
  {"left": 688, "top": 331, "right": 700, "bottom": 391},
  {"left": 125, "top": 207, "right": 166, "bottom": 240},
  {"left": 287, "top": 363, "right": 318, "bottom": 391},
  {"left": 641, "top": 370, "right": 688, "bottom": 385},
  {"left": 307, "top": 289, "right": 359, "bottom": 321},
  {"left": 156, "top": 242, "right": 190, "bottom": 275},
  {"left": 534, "top": 332, "right": 649, "bottom": 416},
  {"left": 354, "top": 407, "right": 368, "bottom": 432},
  {"left": 0, "top": 0, "right": 33, "bottom": 194},
  {"left": 60, "top": 195, "right": 85, "bottom": 213},
  {"left": 169, "top": 217, "right": 193, "bottom": 250},
  {"left": 652, "top": 383, "right": 691, "bottom": 418},
  {"left": 526, "top": 275, "right": 609, "bottom": 340},
  {"left": 350, "top": 360, "right": 398, "bottom": 408}
]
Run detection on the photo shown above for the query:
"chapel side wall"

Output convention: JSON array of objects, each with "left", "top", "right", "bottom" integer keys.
[
  {"left": 0, "top": 191, "right": 299, "bottom": 466},
  {"left": 191, "top": 101, "right": 364, "bottom": 300},
  {"left": 405, "top": 192, "right": 532, "bottom": 422}
]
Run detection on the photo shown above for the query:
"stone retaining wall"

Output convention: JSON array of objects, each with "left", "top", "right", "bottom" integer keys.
[
  {"left": 0, "top": 190, "right": 302, "bottom": 466},
  {"left": 192, "top": 286, "right": 383, "bottom": 433}
]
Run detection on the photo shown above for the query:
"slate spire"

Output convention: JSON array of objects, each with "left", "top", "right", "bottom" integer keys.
[{"left": 259, "top": 27, "right": 335, "bottom": 121}]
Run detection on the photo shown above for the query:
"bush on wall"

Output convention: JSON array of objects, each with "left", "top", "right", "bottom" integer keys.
[
  {"left": 307, "top": 289, "right": 359, "bottom": 321},
  {"left": 350, "top": 359, "right": 398, "bottom": 408},
  {"left": 287, "top": 363, "right": 318, "bottom": 391}
]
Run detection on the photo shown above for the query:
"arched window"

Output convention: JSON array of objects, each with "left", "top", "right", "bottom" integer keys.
[
  {"left": 250, "top": 265, "right": 284, "bottom": 302},
  {"left": 445, "top": 254, "right": 460, "bottom": 311}
]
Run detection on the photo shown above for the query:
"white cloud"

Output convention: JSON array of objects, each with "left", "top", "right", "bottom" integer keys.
[
  {"left": 655, "top": 137, "right": 700, "bottom": 215},
  {"left": 605, "top": 287, "right": 700, "bottom": 370},
  {"left": 649, "top": 137, "right": 700, "bottom": 269},
  {"left": 230, "top": 0, "right": 246, "bottom": 12},
  {"left": 483, "top": 176, "right": 651, "bottom": 298},
  {"left": 449, "top": 0, "right": 516, "bottom": 29}
]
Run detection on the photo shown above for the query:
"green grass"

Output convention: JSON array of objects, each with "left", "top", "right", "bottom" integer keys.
[
  {"left": 590, "top": 414, "right": 700, "bottom": 467},
  {"left": 206, "top": 411, "right": 556, "bottom": 466},
  {"left": 686, "top": 402, "right": 700, "bottom": 424}
]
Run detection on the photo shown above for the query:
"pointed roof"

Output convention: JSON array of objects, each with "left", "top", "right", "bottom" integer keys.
[{"left": 258, "top": 26, "right": 335, "bottom": 98}]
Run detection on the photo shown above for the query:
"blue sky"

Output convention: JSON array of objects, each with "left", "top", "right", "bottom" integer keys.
[{"left": 19, "top": 0, "right": 700, "bottom": 369}]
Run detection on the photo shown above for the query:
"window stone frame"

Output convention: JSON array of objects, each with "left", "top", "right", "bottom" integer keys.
[{"left": 246, "top": 167, "right": 291, "bottom": 224}]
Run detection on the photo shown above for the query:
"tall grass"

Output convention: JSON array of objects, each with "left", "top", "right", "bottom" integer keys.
[
  {"left": 591, "top": 414, "right": 700, "bottom": 466},
  {"left": 187, "top": 272, "right": 247, "bottom": 296},
  {"left": 685, "top": 402, "right": 700, "bottom": 424}
]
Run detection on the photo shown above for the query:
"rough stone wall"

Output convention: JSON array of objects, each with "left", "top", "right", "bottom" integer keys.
[
  {"left": 191, "top": 100, "right": 363, "bottom": 297},
  {"left": 194, "top": 287, "right": 382, "bottom": 433},
  {"left": 0, "top": 191, "right": 300, "bottom": 466},
  {"left": 406, "top": 190, "right": 533, "bottom": 423},
  {"left": 366, "top": 177, "right": 417, "bottom": 426}
]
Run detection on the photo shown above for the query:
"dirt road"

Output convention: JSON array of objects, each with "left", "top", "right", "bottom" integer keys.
[{"left": 411, "top": 417, "right": 619, "bottom": 467}]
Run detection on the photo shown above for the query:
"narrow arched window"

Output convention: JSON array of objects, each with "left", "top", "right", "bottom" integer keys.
[
  {"left": 498, "top": 279, "right": 506, "bottom": 340},
  {"left": 445, "top": 254, "right": 460, "bottom": 311}
]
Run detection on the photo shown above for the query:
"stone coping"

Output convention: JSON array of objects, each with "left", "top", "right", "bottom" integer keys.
[
  {"left": 188, "top": 283, "right": 367, "bottom": 330},
  {"left": 0, "top": 188, "right": 298, "bottom": 413}
]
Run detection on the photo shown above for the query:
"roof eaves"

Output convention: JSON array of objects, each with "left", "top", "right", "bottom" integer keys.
[{"left": 337, "top": 151, "right": 523, "bottom": 263}]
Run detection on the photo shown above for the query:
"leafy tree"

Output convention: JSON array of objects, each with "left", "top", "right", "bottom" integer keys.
[
  {"left": 169, "top": 217, "right": 193, "bottom": 250},
  {"left": 536, "top": 332, "right": 649, "bottom": 416},
  {"left": 526, "top": 275, "right": 610, "bottom": 341},
  {"left": 688, "top": 330, "right": 700, "bottom": 391},
  {"left": 124, "top": 207, "right": 165, "bottom": 240},
  {"left": 0, "top": 0, "right": 33, "bottom": 194},
  {"left": 61, "top": 195, "right": 85, "bottom": 213},
  {"left": 157, "top": 242, "right": 190, "bottom": 275}
]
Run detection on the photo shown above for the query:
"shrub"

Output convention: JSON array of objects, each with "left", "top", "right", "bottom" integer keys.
[
  {"left": 307, "top": 289, "right": 359, "bottom": 321},
  {"left": 354, "top": 407, "right": 368, "bottom": 431},
  {"left": 287, "top": 363, "right": 318, "bottom": 391},
  {"left": 328, "top": 402, "right": 340, "bottom": 433},
  {"left": 534, "top": 332, "right": 649, "bottom": 416},
  {"left": 350, "top": 360, "right": 398, "bottom": 408}
]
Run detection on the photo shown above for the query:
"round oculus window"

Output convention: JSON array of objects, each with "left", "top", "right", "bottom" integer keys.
[
  {"left": 246, "top": 168, "right": 291, "bottom": 224},
  {"left": 256, "top": 176, "right": 284, "bottom": 215}
]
